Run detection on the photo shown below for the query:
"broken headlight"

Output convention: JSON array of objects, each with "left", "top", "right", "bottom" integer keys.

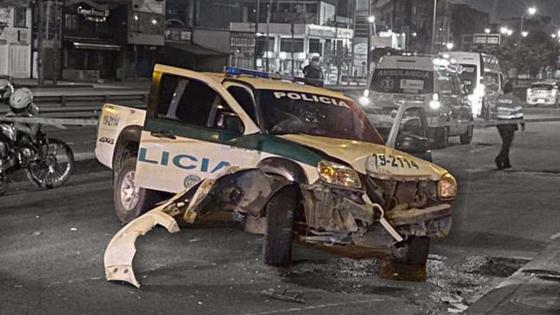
[
  {"left": 437, "top": 173, "right": 457, "bottom": 200},
  {"left": 317, "top": 160, "right": 362, "bottom": 189}
]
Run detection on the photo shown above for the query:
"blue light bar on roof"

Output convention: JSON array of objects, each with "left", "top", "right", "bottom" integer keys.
[{"left": 225, "top": 67, "right": 271, "bottom": 78}]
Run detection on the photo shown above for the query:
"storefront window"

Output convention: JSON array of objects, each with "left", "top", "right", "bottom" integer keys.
[
  {"left": 13, "top": 7, "right": 26, "bottom": 28},
  {"left": 256, "top": 36, "right": 274, "bottom": 55},
  {"left": 280, "top": 38, "right": 303, "bottom": 53},
  {"left": 309, "top": 39, "right": 322, "bottom": 54}
]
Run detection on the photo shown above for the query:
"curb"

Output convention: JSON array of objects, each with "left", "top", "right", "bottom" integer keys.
[{"left": 466, "top": 237, "right": 560, "bottom": 314}]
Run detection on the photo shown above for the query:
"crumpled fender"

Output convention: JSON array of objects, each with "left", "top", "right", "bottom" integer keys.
[
  {"left": 104, "top": 207, "right": 180, "bottom": 288},
  {"left": 104, "top": 167, "right": 291, "bottom": 288}
]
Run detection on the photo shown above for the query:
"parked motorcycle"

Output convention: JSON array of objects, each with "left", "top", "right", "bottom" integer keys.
[{"left": 0, "top": 81, "right": 74, "bottom": 195}]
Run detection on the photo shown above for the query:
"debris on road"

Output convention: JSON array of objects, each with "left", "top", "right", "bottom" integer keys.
[{"left": 261, "top": 288, "right": 305, "bottom": 304}]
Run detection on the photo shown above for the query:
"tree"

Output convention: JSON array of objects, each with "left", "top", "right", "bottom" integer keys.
[{"left": 487, "top": 30, "right": 559, "bottom": 78}]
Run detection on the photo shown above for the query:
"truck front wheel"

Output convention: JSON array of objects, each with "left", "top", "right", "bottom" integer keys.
[
  {"left": 433, "top": 127, "right": 449, "bottom": 149},
  {"left": 114, "top": 157, "right": 161, "bottom": 224},
  {"left": 460, "top": 125, "right": 474, "bottom": 144},
  {"left": 263, "top": 186, "right": 297, "bottom": 266}
]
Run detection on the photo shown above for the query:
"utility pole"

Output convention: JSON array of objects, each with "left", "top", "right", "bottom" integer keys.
[
  {"left": 431, "top": 0, "right": 438, "bottom": 54},
  {"left": 253, "top": 0, "right": 260, "bottom": 70},
  {"left": 265, "top": 0, "right": 272, "bottom": 72},
  {"left": 367, "top": 0, "right": 371, "bottom": 75},
  {"left": 291, "top": 22, "right": 294, "bottom": 76},
  {"left": 37, "top": 0, "right": 45, "bottom": 86}
]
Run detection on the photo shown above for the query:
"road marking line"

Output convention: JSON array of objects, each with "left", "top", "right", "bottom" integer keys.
[{"left": 244, "top": 298, "right": 386, "bottom": 315}]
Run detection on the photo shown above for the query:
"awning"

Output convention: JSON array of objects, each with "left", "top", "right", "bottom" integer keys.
[
  {"left": 70, "top": 41, "right": 121, "bottom": 51},
  {"left": 165, "top": 41, "right": 228, "bottom": 57}
]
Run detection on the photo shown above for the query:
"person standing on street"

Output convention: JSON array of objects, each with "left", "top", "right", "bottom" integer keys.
[
  {"left": 495, "top": 81, "right": 524, "bottom": 170},
  {"left": 303, "top": 56, "right": 324, "bottom": 87}
]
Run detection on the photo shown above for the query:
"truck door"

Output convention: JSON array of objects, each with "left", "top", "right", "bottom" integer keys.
[{"left": 136, "top": 71, "right": 261, "bottom": 193}]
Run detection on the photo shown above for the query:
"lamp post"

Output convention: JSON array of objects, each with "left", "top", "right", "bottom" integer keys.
[
  {"left": 520, "top": 6, "right": 536, "bottom": 35},
  {"left": 430, "top": 0, "right": 438, "bottom": 54},
  {"left": 253, "top": 0, "right": 260, "bottom": 70},
  {"left": 366, "top": 0, "right": 374, "bottom": 75}
]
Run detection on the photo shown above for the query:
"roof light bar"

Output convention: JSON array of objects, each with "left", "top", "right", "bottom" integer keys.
[{"left": 225, "top": 67, "right": 273, "bottom": 79}]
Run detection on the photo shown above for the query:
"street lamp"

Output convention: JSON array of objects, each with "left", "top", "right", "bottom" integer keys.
[
  {"left": 552, "top": 34, "right": 557, "bottom": 39},
  {"left": 521, "top": 31, "right": 529, "bottom": 37},
  {"left": 520, "top": 6, "right": 537, "bottom": 34},
  {"left": 484, "top": 28, "right": 491, "bottom": 34},
  {"left": 431, "top": 0, "right": 438, "bottom": 54},
  {"left": 367, "top": 16, "right": 375, "bottom": 24},
  {"left": 500, "top": 26, "right": 508, "bottom": 34},
  {"left": 446, "top": 42, "right": 454, "bottom": 50},
  {"left": 506, "top": 29, "right": 513, "bottom": 36}
]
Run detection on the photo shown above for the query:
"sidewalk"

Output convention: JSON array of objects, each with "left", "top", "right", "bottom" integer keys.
[{"left": 467, "top": 236, "right": 560, "bottom": 314}]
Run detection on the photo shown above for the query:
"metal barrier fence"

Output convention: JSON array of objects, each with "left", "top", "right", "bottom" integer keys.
[
  {"left": 0, "top": 92, "right": 148, "bottom": 119},
  {"left": 1, "top": 116, "right": 559, "bottom": 130}
]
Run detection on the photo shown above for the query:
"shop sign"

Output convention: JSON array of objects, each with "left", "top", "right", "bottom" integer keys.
[
  {"left": 336, "top": 28, "right": 354, "bottom": 39},
  {"left": 231, "top": 32, "right": 255, "bottom": 48},
  {"left": 307, "top": 24, "right": 335, "bottom": 38},
  {"left": 77, "top": 4, "right": 109, "bottom": 23},
  {"left": 132, "top": 0, "right": 164, "bottom": 15}
]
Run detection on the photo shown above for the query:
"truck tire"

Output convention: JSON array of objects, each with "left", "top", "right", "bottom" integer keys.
[
  {"left": 434, "top": 127, "right": 449, "bottom": 149},
  {"left": 481, "top": 102, "right": 491, "bottom": 121},
  {"left": 391, "top": 236, "right": 430, "bottom": 265},
  {"left": 460, "top": 125, "right": 474, "bottom": 144},
  {"left": 113, "top": 157, "right": 161, "bottom": 224},
  {"left": 263, "top": 186, "right": 297, "bottom": 266}
]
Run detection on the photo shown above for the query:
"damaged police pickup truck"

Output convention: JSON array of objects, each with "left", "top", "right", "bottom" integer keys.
[{"left": 95, "top": 65, "right": 456, "bottom": 288}]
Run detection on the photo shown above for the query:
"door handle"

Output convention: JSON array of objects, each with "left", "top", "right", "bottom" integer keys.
[{"left": 150, "top": 130, "right": 176, "bottom": 140}]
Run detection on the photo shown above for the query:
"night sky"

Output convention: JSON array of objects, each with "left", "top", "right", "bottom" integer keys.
[{"left": 453, "top": 0, "right": 560, "bottom": 26}]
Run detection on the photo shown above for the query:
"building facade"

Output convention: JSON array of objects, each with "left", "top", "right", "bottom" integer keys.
[
  {"left": 364, "top": 0, "right": 452, "bottom": 53},
  {"left": 0, "top": 3, "right": 32, "bottom": 78}
]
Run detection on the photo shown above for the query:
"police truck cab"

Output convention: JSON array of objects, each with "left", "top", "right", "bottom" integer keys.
[{"left": 95, "top": 64, "right": 457, "bottom": 270}]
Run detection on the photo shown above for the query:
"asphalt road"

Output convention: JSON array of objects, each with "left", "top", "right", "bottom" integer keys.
[{"left": 1, "top": 122, "right": 559, "bottom": 314}]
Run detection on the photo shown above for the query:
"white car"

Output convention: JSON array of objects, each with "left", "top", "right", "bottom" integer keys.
[{"left": 527, "top": 81, "right": 559, "bottom": 107}]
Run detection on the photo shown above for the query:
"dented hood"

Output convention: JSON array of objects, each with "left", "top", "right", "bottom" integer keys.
[{"left": 278, "top": 134, "right": 448, "bottom": 181}]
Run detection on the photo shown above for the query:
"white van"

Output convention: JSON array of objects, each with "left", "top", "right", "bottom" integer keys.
[
  {"left": 364, "top": 55, "right": 473, "bottom": 148},
  {"left": 446, "top": 52, "right": 505, "bottom": 119}
]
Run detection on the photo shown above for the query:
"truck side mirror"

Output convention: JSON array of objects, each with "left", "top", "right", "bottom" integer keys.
[
  {"left": 219, "top": 112, "right": 244, "bottom": 134},
  {"left": 396, "top": 134, "right": 429, "bottom": 153}
]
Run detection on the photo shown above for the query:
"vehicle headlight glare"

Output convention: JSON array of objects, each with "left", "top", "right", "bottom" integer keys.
[
  {"left": 359, "top": 95, "right": 370, "bottom": 106},
  {"left": 438, "top": 173, "right": 457, "bottom": 200},
  {"left": 429, "top": 100, "right": 441, "bottom": 110},
  {"left": 318, "top": 160, "right": 362, "bottom": 189}
]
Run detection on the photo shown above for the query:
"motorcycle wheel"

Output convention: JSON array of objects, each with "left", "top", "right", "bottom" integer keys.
[{"left": 26, "top": 138, "right": 74, "bottom": 189}]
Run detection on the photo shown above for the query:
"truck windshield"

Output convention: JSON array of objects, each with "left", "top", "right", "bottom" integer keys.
[
  {"left": 259, "top": 90, "right": 384, "bottom": 144},
  {"left": 370, "top": 69, "right": 434, "bottom": 94}
]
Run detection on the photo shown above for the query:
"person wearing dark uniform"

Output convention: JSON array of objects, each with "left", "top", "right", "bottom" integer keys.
[
  {"left": 303, "top": 56, "right": 324, "bottom": 87},
  {"left": 495, "top": 82, "right": 524, "bottom": 170}
]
